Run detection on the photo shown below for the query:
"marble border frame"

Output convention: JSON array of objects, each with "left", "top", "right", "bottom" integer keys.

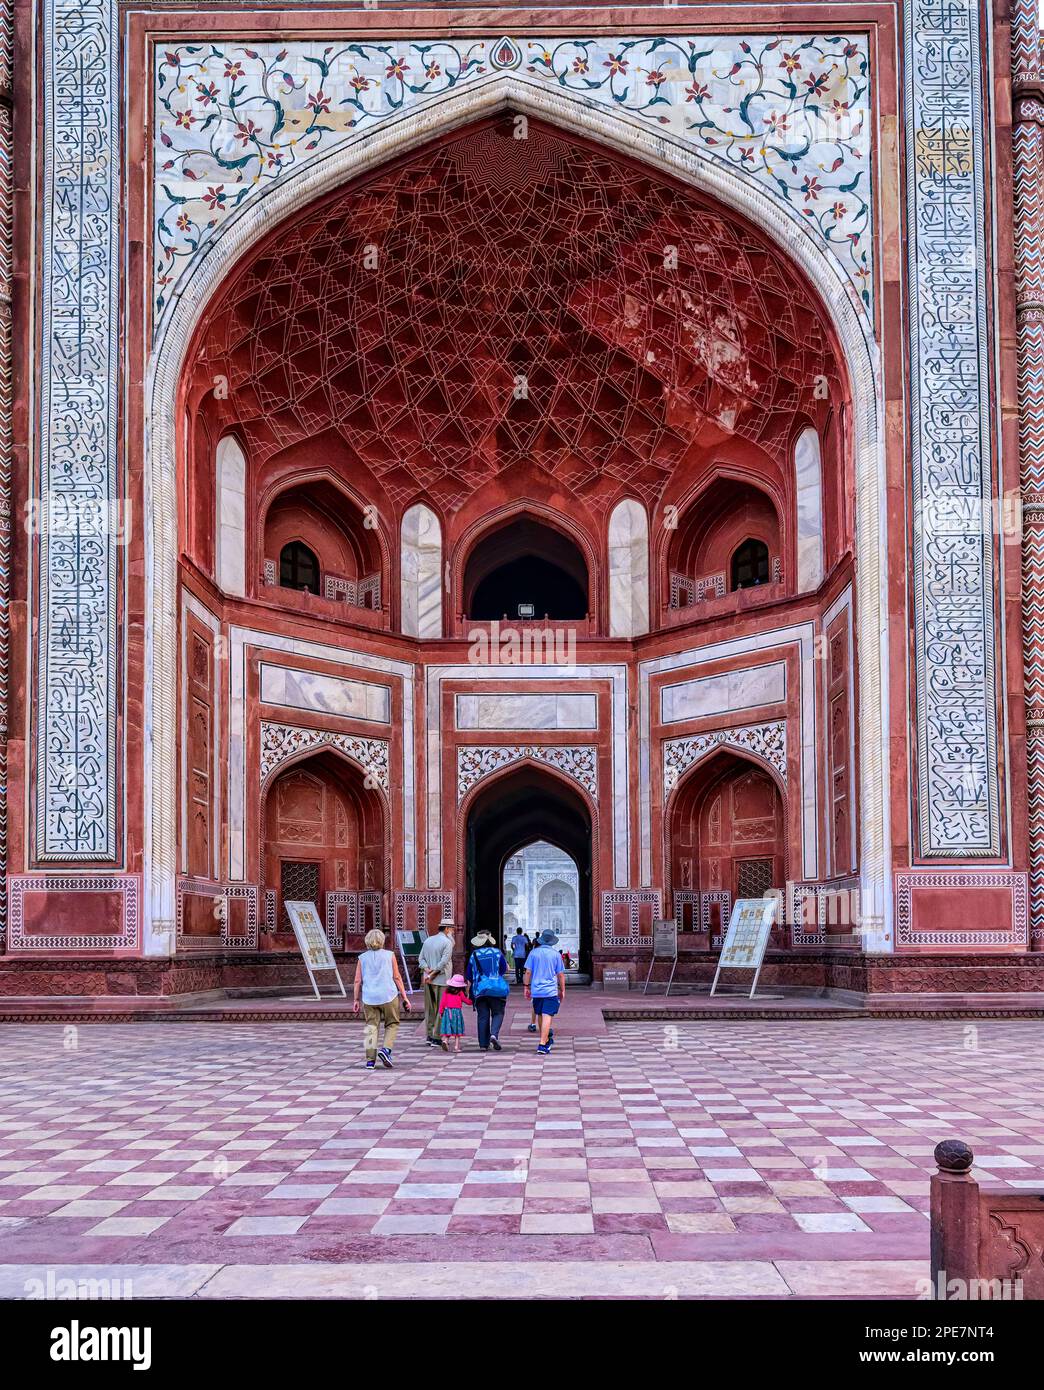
[
  {"left": 894, "top": 869, "right": 1028, "bottom": 948},
  {"left": 638, "top": 625, "right": 819, "bottom": 882},
  {"left": 426, "top": 664, "right": 628, "bottom": 888},
  {"left": 8, "top": 874, "right": 140, "bottom": 953},
  {"left": 223, "top": 621, "right": 414, "bottom": 891}
]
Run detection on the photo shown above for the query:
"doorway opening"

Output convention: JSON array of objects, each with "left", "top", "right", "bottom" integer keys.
[
  {"left": 465, "top": 765, "right": 593, "bottom": 974},
  {"left": 502, "top": 840, "right": 582, "bottom": 970},
  {"left": 463, "top": 516, "right": 588, "bottom": 621}
]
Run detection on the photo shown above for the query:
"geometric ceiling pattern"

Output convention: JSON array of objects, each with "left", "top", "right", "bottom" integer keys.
[{"left": 190, "top": 118, "right": 845, "bottom": 516}]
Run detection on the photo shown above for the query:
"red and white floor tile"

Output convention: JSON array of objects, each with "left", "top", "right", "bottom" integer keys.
[{"left": 0, "top": 1000, "right": 1041, "bottom": 1297}]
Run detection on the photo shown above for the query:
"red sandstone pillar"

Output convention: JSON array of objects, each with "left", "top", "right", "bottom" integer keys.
[{"left": 930, "top": 1140, "right": 980, "bottom": 1299}]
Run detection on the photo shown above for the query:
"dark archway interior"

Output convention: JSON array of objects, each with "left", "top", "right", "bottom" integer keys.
[
  {"left": 465, "top": 517, "right": 589, "bottom": 620},
  {"left": 466, "top": 765, "right": 593, "bottom": 972},
  {"left": 471, "top": 555, "right": 587, "bottom": 621}
]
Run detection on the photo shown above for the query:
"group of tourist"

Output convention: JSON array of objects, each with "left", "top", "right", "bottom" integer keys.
[
  {"left": 351, "top": 916, "right": 566, "bottom": 1068},
  {"left": 507, "top": 927, "right": 572, "bottom": 984}
]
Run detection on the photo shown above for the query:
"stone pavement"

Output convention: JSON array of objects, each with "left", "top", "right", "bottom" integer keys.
[{"left": 0, "top": 997, "right": 1042, "bottom": 1298}]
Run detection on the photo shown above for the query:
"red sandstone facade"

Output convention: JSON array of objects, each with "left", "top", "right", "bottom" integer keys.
[{"left": 3, "top": 2, "right": 1043, "bottom": 1005}]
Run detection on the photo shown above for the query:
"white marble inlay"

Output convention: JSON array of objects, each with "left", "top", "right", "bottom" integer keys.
[
  {"left": 608, "top": 499, "right": 650, "bottom": 638},
  {"left": 640, "top": 631, "right": 817, "bottom": 883},
  {"left": 427, "top": 666, "right": 628, "bottom": 888},
  {"left": 660, "top": 662, "right": 786, "bottom": 724},
  {"left": 215, "top": 435, "right": 246, "bottom": 598},
  {"left": 228, "top": 629, "right": 415, "bottom": 886},
  {"left": 260, "top": 664, "right": 390, "bottom": 723},
  {"left": 794, "top": 426, "right": 825, "bottom": 593},
  {"left": 455, "top": 693, "right": 598, "bottom": 731},
  {"left": 401, "top": 504, "right": 442, "bottom": 639}
]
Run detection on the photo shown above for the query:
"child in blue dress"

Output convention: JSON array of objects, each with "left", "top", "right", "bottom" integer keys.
[{"left": 437, "top": 974, "right": 469, "bottom": 1053}]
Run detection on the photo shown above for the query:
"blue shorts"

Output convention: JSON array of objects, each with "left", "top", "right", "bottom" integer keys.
[{"left": 531, "top": 996, "right": 560, "bottom": 1016}]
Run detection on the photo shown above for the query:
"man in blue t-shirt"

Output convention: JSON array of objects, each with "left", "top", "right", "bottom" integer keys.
[
  {"left": 509, "top": 928, "right": 529, "bottom": 985},
  {"left": 524, "top": 929, "right": 565, "bottom": 1055}
]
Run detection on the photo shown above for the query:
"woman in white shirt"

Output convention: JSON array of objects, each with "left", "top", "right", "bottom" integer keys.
[{"left": 353, "top": 929, "right": 412, "bottom": 1069}]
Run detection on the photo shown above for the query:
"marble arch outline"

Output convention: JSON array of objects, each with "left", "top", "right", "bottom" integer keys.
[{"left": 145, "top": 71, "right": 886, "bottom": 951}]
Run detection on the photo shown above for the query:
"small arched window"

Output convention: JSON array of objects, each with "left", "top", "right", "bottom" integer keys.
[
  {"left": 731, "top": 538, "right": 770, "bottom": 591},
  {"left": 280, "top": 540, "right": 320, "bottom": 595}
]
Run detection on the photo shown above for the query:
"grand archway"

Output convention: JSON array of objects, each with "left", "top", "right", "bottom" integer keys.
[
  {"left": 144, "top": 86, "right": 888, "bottom": 970},
  {"left": 465, "top": 765, "right": 594, "bottom": 975}
]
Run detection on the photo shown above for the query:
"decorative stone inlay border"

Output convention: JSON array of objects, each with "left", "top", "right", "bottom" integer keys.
[
  {"left": 673, "top": 887, "right": 732, "bottom": 947},
  {"left": 457, "top": 745, "right": 597, "bottom": 801},
  {"left": 37, "top": 0, "right": 121, "bottom": 859},
  {"left": 905, "top": 0, "right": 1000, "bottom": 856},
  {"left": 789, "top": 877, "right": 861, "bottom": 947},
  {"left": 662, "top": 721, "right": 786, "bottom": 794},
  {"left": 176, "top": 879, "right": 258, "bottom": 951},
  {"left": 260, "top": 720, "right": 389, "bottom": 789},
  {"left": 8, "top": 875, "right": 139, "bottom": 952},
  {"left": 394, "top": 890, "right": 453, "bottom": 937},
  {"left": 325, "top": 889, "right": 383, "bottom": 949},
  {"left": 895, "top": 871, "right": 1029, "bottom": 948},
  {"left": 602, "top": 889, "right": 662, "bottom": 948},
  {"left": 154, "top": 32, "right": 873, "bottom": 325}
]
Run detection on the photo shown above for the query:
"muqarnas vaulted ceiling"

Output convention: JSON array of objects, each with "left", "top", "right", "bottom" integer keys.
[{"left": 189, "top": 118, "right": 845, "bottom": 516}]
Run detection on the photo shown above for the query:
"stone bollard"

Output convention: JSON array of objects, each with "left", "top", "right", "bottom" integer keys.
[{"left": 929, "top": 1139, "right": 979, "bottom": 1299}]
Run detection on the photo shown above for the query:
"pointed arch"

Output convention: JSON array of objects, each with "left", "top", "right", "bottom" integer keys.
[{"left": 146, "top": 74, "right": 885, "bottom": 948}]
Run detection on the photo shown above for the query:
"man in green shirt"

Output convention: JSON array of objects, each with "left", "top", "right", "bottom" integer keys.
[{"left": 417, "top": 918, "right": 455, "bottom": 1047}]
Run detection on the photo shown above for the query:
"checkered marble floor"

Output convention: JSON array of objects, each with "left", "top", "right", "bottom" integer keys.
[{"left": 0, "top": 1006, "right": 1042, "bottom": 1296}]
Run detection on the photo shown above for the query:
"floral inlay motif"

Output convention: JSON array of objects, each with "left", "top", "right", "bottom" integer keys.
[
  {"left": 457, "top": 745, "right": 598, "bottom": 801},
  {"left": 662, "top": 721, "right": 787, "bottom": 794},
  {"left": 155, "top": 33, "right": 872, "bottom": 323}
]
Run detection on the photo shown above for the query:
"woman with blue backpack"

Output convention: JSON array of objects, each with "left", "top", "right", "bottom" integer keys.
[{"left": 467, "top": 930, "right": 510, "bottom": 1052}]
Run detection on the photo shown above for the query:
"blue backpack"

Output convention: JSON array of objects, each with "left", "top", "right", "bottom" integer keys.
[{"left": 470, "top": 947, "right": 509, "bottom": 999}]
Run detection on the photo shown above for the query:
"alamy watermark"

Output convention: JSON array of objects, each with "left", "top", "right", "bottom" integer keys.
[{"left": 467, "top": 619, "right": 577, "bottom": 669}]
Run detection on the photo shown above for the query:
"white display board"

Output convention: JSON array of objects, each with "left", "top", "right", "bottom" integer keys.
[
  {"left": 285, "top": 900, "right": 347, "bottom": 1000},
  {"left": 711, "top": 897, "right": 778, "bottom": 999}
]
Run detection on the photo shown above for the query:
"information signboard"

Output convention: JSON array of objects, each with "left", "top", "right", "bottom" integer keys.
[
  {"left": 711, "top": 897, "right": 777, "bottom": 998},
  {"left": 285, "top": 900, "right": 347, "bottom": 1000},
  {"left": 644, "top": 918, "right": 679, "bottom": 996},
  {"left": 396, "top": 928, "right": 421, "bottom": 995},
  {"left": 603, "top": 968, "right": 631, "bottom": 990}
]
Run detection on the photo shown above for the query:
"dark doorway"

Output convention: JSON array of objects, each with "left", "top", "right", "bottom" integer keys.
[
  {"left": 465, "top": 765, "right": 593, "bottom": 974},
  {"left": 464, "top": 517, "right": 589, "bottom": 620}
]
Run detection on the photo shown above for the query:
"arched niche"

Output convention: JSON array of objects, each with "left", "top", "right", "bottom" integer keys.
[
  {"left": 466, "top": 763, "right": 594, "bottom": 973},
  {"left": 149, "top": 84, "right": 883, "bottom": 960},
  {"left": 401, "top": 503, "right": 443, "bottom": 638},
  {"left": 261, "top": 477, "right": 382, "bottom": 608},
  {"left": 462, "top": 514, "right": 589, "bottom": 622},
  {"left": 262, "top": 748, "right": 386, "bottom": 944},
  {"left": 668, "top": 476, "right": 783, "bottom": 606},
  {"left": 669, "top": 749, "right": 787, "bottom": 940},
  {"left": 608, "top": 499, "right": 649, "bottom": 637}
]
